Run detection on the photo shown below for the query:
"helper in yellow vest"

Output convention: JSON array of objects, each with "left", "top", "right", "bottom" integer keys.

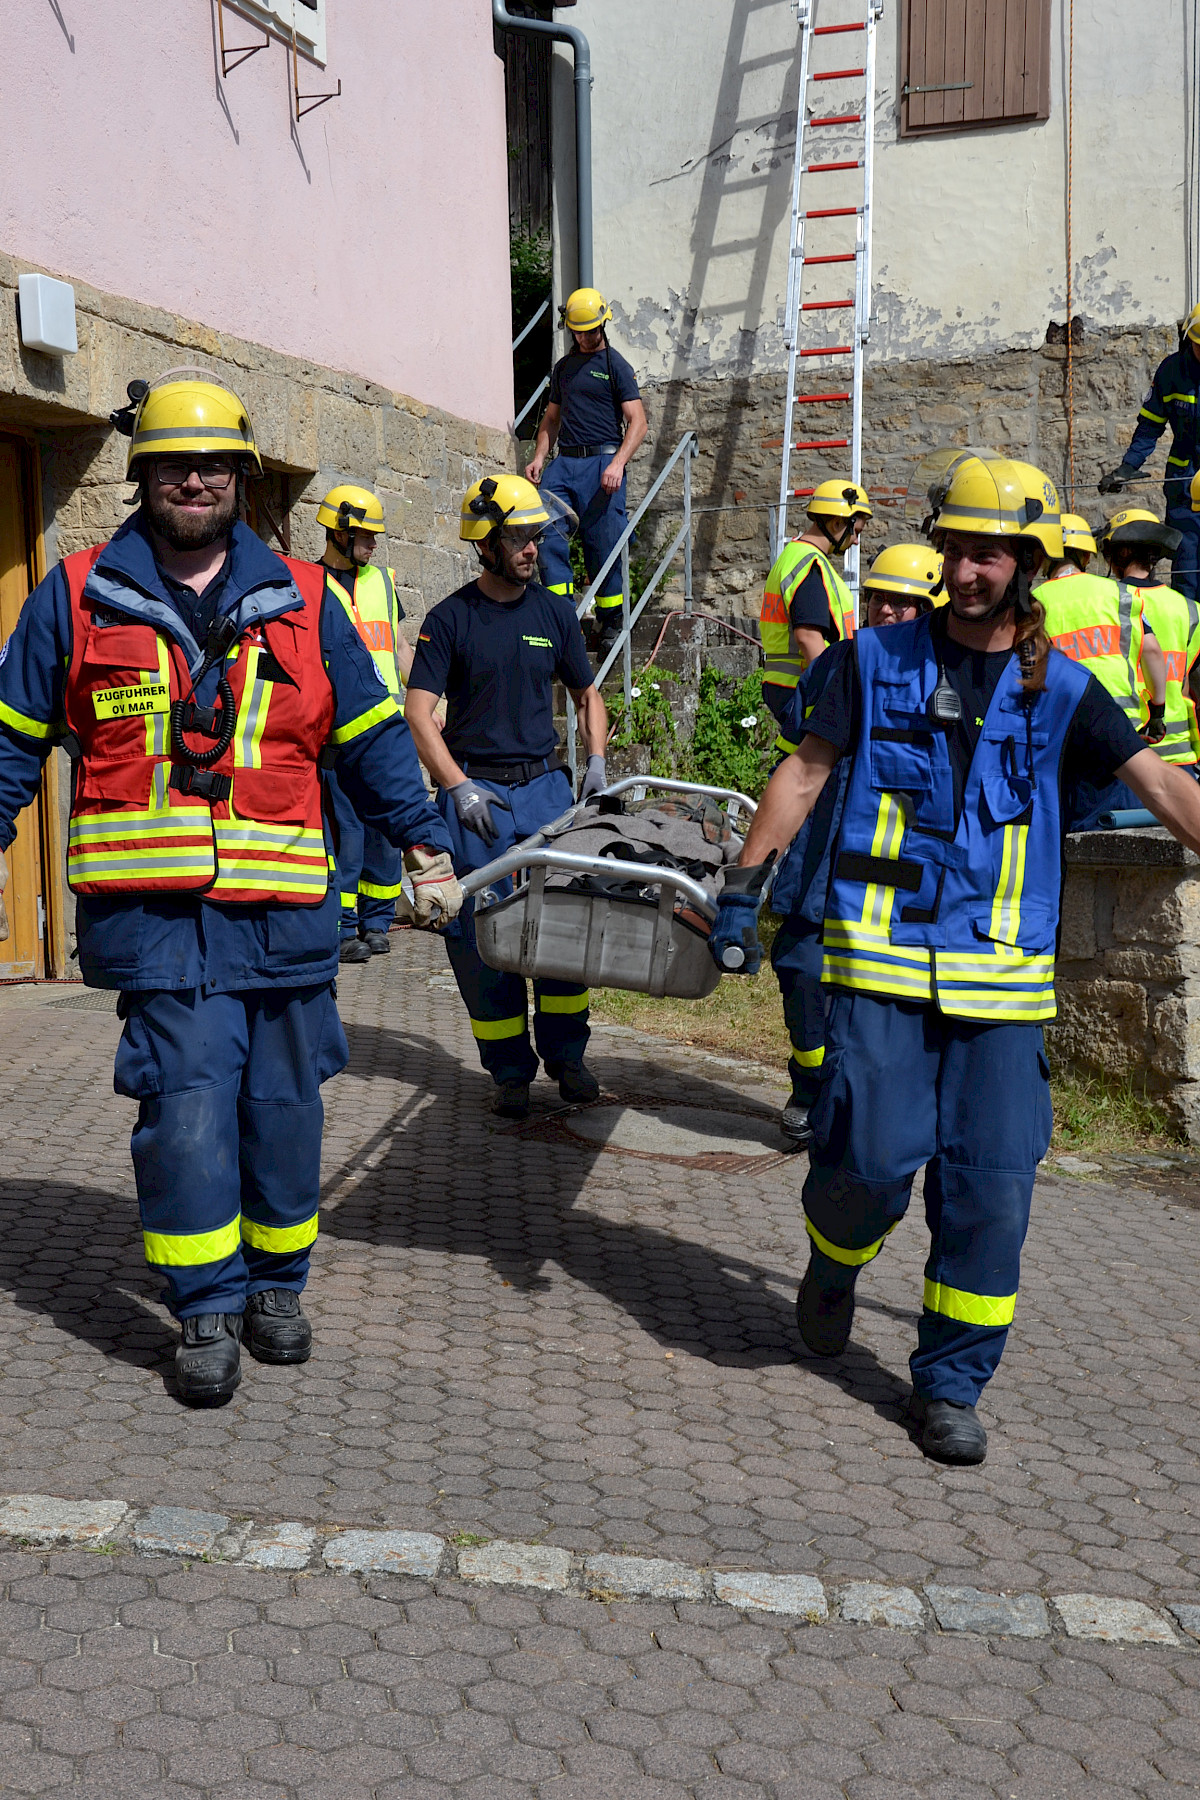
[
  {"left": 1099, "top": 507, "right": 1199, "bottom": 770},
  {"left": 759, "top": 480, "right": 870, "bottom": 739},
  {"left": 318, "top": 485, "right": 415, "bottom": 961},
  {"left": 1043, "top": 513, "right": 1097, "bottom": 579}
]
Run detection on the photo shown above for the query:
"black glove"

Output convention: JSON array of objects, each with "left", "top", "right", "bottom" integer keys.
[
  {"left": 1098, "top": 463, "right": 1138, "bottom": 495},
  {"left": 449, "top": 780, "right": 511, "bottom": 846},
  {"left": 1140, "top": 701, "right": 1167, "bottom": 744}
]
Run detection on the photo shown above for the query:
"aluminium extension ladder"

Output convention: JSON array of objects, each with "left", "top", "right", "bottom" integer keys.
[{"left": 774, "top": 0, "right": 884, "bottom": 591}]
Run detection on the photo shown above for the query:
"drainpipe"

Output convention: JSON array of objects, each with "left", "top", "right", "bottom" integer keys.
[{"left": 492, "top": 0, "right": 593, "bottom": 288}]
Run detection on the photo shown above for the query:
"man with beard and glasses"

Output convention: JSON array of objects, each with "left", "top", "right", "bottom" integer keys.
[{"left": 0, "top": 371, "right": 461, "bottom": 1406}]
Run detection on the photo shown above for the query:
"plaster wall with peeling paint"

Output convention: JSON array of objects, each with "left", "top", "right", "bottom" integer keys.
[{"left": 551, "top": 0, "right": 1194, "bottom": 383}]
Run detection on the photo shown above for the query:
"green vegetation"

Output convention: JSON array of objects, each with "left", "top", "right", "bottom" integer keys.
[
  {"left": 510, "top": 228, "right": 551, "bottom": 330},
  {"left": 1049, "top": 1065, "right": 1175, "bottom": 1155},
  {"left": 686, "top": 666, "right": 777, "bottom": 797}
]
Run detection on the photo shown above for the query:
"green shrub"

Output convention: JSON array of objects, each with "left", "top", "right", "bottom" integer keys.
[{"left": 682, "top": 666, "right": 777, "bottom": 797}]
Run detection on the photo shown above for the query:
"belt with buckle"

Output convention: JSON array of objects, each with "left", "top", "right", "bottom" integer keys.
[
  {"left": 557, "top": 443, "right": 620, "bottom": 459},
  {"left": 461, "top": 757, "right": 564, "bottom": 787}
]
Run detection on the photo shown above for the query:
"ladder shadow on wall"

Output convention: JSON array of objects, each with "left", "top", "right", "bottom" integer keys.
[{"left": 650, "top": 0, "right": 802, "bottom": 580}]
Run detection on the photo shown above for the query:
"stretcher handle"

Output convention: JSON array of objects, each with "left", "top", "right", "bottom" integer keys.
[
  {"left": 597, "top": 775, "right": 758, "bottom": 829},
  {"left": 461, "top": 846, "right": 717, "bottom": 922}
]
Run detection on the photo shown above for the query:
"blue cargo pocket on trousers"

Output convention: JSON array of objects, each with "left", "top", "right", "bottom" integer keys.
[
  {"left": 805, "top": 1047, "right": 848, "bottom": 1162},
  {"left": 113, "top": 997, "right": 165, "bottom": 1099},
  {"left": 1034, "top": 1043, "right": 1053, "bottom": 1166}
]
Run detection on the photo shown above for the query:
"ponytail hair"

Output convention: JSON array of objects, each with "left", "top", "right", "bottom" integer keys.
[{"left": 1015, "top": 597, "right": 1050, "bottom": 693}]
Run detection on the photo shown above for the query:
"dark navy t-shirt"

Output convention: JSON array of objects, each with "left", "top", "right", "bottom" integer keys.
[
  {"left": 549, "top": 346, "right": 640, "bottom": 448},
  {"left": 408, "top": 580, "right": 596, "bottom": 764}
]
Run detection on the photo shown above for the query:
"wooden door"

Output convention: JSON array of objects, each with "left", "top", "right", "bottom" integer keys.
[{"left": 0, "top": 436, "right": 54, "bottom": 979}]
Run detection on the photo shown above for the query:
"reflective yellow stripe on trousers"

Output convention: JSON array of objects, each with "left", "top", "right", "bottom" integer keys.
[{"left": 923, "top": 1279, "right": 1017, "bottom": 1327}]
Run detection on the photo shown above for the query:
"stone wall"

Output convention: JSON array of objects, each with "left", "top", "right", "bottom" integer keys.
[
  {"left": 0, "top": 252, "right": 513, "bottom": 635},
  {"left": 626, "top": 322, "right": 1179, "bottom": 616},
  {"left": 1052, "top": 831, "right": 1200, "bottom": 1142}
]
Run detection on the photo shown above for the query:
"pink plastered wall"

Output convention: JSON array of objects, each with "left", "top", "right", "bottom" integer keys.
[{"left": 1, "top": 0, "right": 513, "bottom": 431}]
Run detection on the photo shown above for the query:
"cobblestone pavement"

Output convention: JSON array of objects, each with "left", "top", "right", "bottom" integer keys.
[
  {"left": 1, "top": 932, "right": 1200, "bottom": 1630},
  {"left": 1, "top": 1542, "right": 1199, "bottom": 1800}
]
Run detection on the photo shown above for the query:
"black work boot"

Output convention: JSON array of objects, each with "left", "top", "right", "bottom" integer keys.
[
  {"left": 493, "top": 1080, "right": 531, "bottom": 1120},
  {"left": 780, "top": 1100, "right": 813, "bottom": 1150},
  {"left": 244, "top": 1289, "right": 313, "bottom": 1365},
  {"left": 796, "top": 1245, "right": 858, "bottom": 1357},
  {"left": 909, "top": 1395, "right": 988, "bottom": 1465},
  {"left": 547, "top": 1060, "right": 600, "bottom": 1104},
  {"left": 175, "top": 1314, "right": 242, "bottom": 1406},
  {"left": 339, "top": 937, "right": 371, "bottom": 964},
  {"left": 362, "top": 930, "right": 391, "bottom": 955}
]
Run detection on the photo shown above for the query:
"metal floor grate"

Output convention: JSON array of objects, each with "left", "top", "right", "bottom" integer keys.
[{"left": 49, "top": 990, "right": 120, "bottom": 1012}]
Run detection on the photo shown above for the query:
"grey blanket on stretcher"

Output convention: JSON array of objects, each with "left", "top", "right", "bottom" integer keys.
[{"left": 542, "top": 802, "right": 742, "bottom": 900}]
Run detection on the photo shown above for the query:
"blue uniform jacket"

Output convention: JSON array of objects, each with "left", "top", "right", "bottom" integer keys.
[
  {"left": 0, "top": 515, "right": 451, "bottom": 992},
  {"left": 769, "top": 653, "right": 848, "bottom": 924},
  {"left": 1121, "top": 347, "right": 1200, "bottom": 501}
]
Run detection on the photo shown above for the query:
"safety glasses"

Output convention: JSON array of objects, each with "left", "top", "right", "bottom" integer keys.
[{"left": 152, "top": 457, "right": 238, "bottom": 491}]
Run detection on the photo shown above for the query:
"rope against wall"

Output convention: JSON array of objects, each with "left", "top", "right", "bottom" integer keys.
[{"left": 1064, "top": 0, "right": 1076, "bottom": 511}]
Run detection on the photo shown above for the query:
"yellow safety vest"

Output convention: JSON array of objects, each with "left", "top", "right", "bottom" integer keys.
[
  {"left": 328, "top": 565, "right": 404, "bottom": 698},
  {"left": 759, "top": 540, "right": 855, "bottom": 693},
  {"left": 1036, "top": 572, "right": 1147, "bottom": 726},
  {"left": 1139, "top": 583, "right": 1200, "bottom": 763}
]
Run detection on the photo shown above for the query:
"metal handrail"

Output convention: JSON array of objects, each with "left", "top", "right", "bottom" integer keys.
[
  {"left": 514, "top": 374, "right": 550, "bottom": 434},
  {"left": 512, "top": 299, "right": 550, "bottom": 353},
  {"left": 566, "top": 430, "right": 700, "bottom": 782}
]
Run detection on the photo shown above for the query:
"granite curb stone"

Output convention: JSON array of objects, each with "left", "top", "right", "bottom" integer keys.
[{"left": 0, "top": 1494, "right": 1195, "bottom": 1647}]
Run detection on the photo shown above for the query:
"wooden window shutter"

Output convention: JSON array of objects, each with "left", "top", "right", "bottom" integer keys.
[{"left": 901, "top": 0, "right": 1051, "bottom": 136}]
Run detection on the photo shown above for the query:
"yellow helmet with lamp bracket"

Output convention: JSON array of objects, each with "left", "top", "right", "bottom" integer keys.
[
  {"left": 862, "top": 543, "right": 943, "bottom": 608},
  {"left": 121, "top": 368, "right": 262, "bottom": 479},
  {"left": 317, "top": 484, "right": 385, "bottom": 536},
  {"left": 560, "top": 288, "right": 613, "bottom": 334},
  {"left": 459, "top": 474, "right": 577, "bottom": 543}
]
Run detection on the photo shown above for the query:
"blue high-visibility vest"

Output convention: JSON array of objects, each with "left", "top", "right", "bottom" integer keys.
[{"left": 822, "top": 616, "right": 1090, "bottom": 1022}]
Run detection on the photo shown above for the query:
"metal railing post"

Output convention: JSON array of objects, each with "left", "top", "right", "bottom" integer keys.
[
  {"left": 683, "top": 443, "right": 694, "bottom": 617},
  {"left": 621, "top": 540, "right": 632, "bottom": 719}
]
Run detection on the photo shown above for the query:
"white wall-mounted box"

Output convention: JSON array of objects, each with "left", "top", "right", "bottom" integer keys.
[{"left": 17, "top": 273, "right": 78, "bottom": 356}]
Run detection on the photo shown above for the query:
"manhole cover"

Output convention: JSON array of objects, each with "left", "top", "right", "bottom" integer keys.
[
  {"left": 49, "top": 990, "right": 120, "bottom": 1013},
  {"left": 509, "top": 1099, "right": 792, "bottom": 1172}
]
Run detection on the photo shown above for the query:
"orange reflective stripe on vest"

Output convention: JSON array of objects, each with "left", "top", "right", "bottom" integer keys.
[
  {"left": 759, "top": 540, "right": 855, "bottom": 692},
  {"left": 1140, "top": 583, "right": 1200, "bottom": 764},
  {"left": 1038, "top": 573, "right": 1146, "bottom": 724},
  {"left": 63, "top": 548, "right": 336, "bottom": 904}
]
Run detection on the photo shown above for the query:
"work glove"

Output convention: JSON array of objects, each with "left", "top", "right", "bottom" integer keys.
[
  {"left": 1140, "top": 701, "right": 1168, "bottom": 744},
  {"left": 1098, "top": 463, "right": 1138, "bottom": 494},
  {"left": 707, "top": 855, "right": 776, "bottom": 976},
  {"left": 579, "top": 755, "right": 608, "bottom": 803},
  {"left": 403, "top": 846, "right": 463, "bottom": 927},
  {"left": 0, "top": 854, "right": 7, "bottom": 943},
  {"left": 449, "top": 779, "right": 511, "bottom": 846}
]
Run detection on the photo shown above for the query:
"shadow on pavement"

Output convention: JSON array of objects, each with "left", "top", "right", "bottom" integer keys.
[
  {"left": 0, "top": 1179, "right": 175, "bottom": 1371},
  {"left": 323, "top": 1021, "right": 914, "bottom": 1419}
]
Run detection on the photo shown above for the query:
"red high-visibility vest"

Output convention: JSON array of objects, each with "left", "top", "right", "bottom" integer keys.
[{"left": 63, "top": 547, "right": 335, "bottom": 905}]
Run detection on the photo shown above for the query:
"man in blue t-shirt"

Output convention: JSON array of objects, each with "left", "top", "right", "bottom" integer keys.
[
  {"left": 406, "top": 474, "right": 610, "bottom": 1120},
  {"left": 525, "top": 287, "right": 648, "bottom": 658}
]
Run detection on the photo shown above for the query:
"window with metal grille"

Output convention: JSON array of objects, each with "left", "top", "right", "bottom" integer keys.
[
  {"left": 900, "top": 0, "right": 1051, "bottom": 136},
  {"left": 227, "top": 0, "right": 326, "bottom": 67}
]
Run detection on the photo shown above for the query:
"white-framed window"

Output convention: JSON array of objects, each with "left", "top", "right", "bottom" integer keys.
[{"left": 227, "top": 0, "right": 326, "bottom": 68}]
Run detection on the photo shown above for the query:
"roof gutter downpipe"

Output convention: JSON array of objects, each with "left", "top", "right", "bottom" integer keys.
[{"left": 492, "top": 0, "right": 593, "bottom": 288}]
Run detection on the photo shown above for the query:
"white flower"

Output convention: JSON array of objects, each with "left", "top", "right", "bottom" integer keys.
[
  {"left": 650, "top": 681, "right": 661, "bottom": 690},
  {"left": 629, "top": 686, "right": 642, "bottom": 698},
  {"left": 739, "top": 715, "right": 759, "bottom": 729}
]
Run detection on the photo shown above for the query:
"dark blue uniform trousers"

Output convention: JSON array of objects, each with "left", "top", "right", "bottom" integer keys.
[
  {"left": 802, "top": 990, "right": 1052, "bottom": 1405},
  {"left": 770, "top": 915, "right": 827, "bottom": 1109},
  {"left": 325, "top": 767, "right": 405, "bottom": 938},
  {"left": 114, "top": 984, "right": 349, "bottom": 1319},
  {"left": 438, "top": 767, "right": 590, "bottom": 1086},
  {"left": 537, "top": 455, "right": 628, "bottom": 615}
]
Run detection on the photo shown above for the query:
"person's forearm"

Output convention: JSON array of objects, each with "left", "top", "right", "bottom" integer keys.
[
  {"left": 1119, "top": 748, "right": 1200, "bottom": 854},
  {"left": 1142, "top": 636, "right": 1168, "bottom": 707},
  {"left": 792, "top": 627, "right": 828, "bottom": 669},
  {"left": 738, "top": 738, "right": 837, "bottom": 866},
  {"left": 405, "top": 697, "right": 466, "bottom": 791},
  {"left": 395, "top": 636, "right": 415, "bottom": 685},
  {"left": 575, "top": 686, "right": 608, "bottom": 757},
  {"left": 613, "top": 406, "right": 648, "bottom": 471}
]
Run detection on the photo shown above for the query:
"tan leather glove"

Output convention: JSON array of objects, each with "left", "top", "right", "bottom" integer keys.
[
  {"left": 403, "top": 846, "right": 462, "bottom": 928},
  {"left": 0, "top": 854, "right": 8, "bottom": 944}
]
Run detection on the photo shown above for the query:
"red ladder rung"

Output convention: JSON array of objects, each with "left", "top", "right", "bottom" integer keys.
[
  {"left": 814, "top": 20, "right": 866, "bottom": 32},
  {"left": 800, "top": 298, "right": 854, "bottom": 310},
  {"left": 803, "top": 253, "right": 856, "bottom": 265},
  {"left": 810, "top": 114, "right": 863, "bottom": 126},
  {"left": 812, "top": 67, "right": 865, "bottom": 80},
  {"left": 791, "top": 488, "right": 817, "bottom": 497},
  {"left": 794, "top": 391, "right": 852, "bottom": 403},
  {"left": 794, "top": 438, "right": 850, "bottom": 451},
  {"left": 804, "top": 206, "right": 861, "bottom": 219},
  {"left": 799, "top": 344, "right": 852, "bottom": 356},
  {"left": 804, "top": 160, "right": 864, "bottom": 174}
]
